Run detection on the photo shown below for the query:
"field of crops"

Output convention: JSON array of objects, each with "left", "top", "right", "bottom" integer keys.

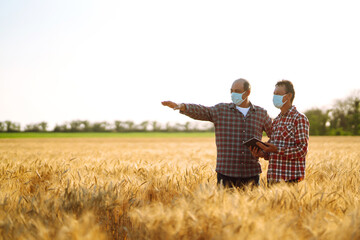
[{"left": 1, "top": 136, "right": 360, "bottom": 239}]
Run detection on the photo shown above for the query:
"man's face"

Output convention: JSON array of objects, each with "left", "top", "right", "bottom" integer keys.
[{"left": 274, "top": 85, "right": 290, "bottom": 103}]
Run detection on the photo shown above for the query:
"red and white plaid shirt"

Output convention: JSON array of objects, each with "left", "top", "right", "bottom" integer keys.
[
  {"left": 181, "top": 102, "right": 272, "bottom": 178},
  {"left": 266, "top": 106, "right": 310, "bottom": 182}
]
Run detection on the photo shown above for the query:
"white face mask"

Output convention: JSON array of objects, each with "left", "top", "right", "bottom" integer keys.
[
  {"left": 231, "top": 91, "right": 246, "bottom": 105},
  {"left": 273, "top": 94, "right": 287, "bottom": 108}
]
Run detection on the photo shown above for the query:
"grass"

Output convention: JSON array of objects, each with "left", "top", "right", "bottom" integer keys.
[
  {"left": 0, "top": 131, "right": 215, "bottom": 138},
  {"left": 1, "top": 136, "right": 360, "bottom": 239}
]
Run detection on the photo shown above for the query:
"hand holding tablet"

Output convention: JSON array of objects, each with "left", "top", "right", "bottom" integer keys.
[{"left": 242, "top": 137, "right": 268, "bottom": 151}]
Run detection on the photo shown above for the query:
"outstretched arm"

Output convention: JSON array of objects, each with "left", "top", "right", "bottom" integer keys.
[{"left": 161, "top": 101, "right": 216, "bottom": 122}]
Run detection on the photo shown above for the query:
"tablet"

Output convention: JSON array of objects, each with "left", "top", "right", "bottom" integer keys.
[{"left": 242, "top": 137, "right": 268, "bottom": 150}]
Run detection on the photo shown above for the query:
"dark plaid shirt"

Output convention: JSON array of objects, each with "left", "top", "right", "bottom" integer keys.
[
  {"left": 180, "top": 102, "right": 272, "bottom": 177},
  {"left": 266, "top": 106, "right": 309, "bottom": 182}
]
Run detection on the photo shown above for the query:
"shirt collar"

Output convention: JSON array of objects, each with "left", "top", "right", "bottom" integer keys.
[
  {"left": 279, "top": 105, "right": 296, "bottom": 117},
  {"left": 229, "top": 102, "right": 256, "bottom": 111}
]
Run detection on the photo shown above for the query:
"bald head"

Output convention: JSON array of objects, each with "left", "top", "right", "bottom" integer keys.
[{"left": 231, "top": 78, "right": 251, "bottom": 94}]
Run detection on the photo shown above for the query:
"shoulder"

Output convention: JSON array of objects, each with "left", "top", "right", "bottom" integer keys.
[
  {"left": 253, "top": 104, "right": 267, "bottom": 112},
  {"left": 214, "top": 103, "right": 234, "bottom": 109},
  {"left": 293, "top": 107, "right": 309, "bottom": 124},
  {"left": 252, "top": 104, "right": 270, "bottom": 116}
]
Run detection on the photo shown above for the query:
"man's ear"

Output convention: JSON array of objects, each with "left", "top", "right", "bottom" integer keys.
[
  {"left": 245, "top": 89, "right": 251, "bottom": 98},
  {"left": 285, "top": 93, "right": 292, "bottom": 103}
]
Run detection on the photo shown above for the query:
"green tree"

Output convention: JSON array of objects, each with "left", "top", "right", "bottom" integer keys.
[
  {"left": 53, "top": 123, "right": 69, "bottom": 132},
  {"left": 124, "top": 121, "right": 135, "bottom": 132},
  {"left": 184, "top": 122, "right": 191, "bottom": 132},
  {"left": 39, "top": 122, "right": 48, "bottom": 132},
  {"left": 70, "top": 120, "right": 82, "bottom": 132},
  {"left": 151, "top": 121, "right": 161, "bottom": 132},
  {"left": 114, "top": 121, "right": 125, "bottom": 132},
  {"left": 0, "top": 122, "right": 5, "bottom": 132},
  {"left": 92, "top": 122, "right": 109, "bottom": 132},
  {"left": 328, "top": 91, "right": 359, "bottom": 135},
  {"left": 304, "top": 108, "right": 329, "bottom": 135},
  {"left": 81, "top": 120, "right": 91, "bottom": 132},
  {"left": 5, "top": 121, "right": 20, "bottom": 132},
  {"left": 165, "top": 122, "right": 175, "bottom": 132},
  {"left": 347, "top": 92, "right": 360, "bottom": 135},
  {"left": 25, "top": 124, "right": 39, "bottom": 132},
  {"left": 353, "top": 99, "right": 359, "bottom": 135},
  {"left": 139, "top": 121, "right": 149, "bottom": 131}
]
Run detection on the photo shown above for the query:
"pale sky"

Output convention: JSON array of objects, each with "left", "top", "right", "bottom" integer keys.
[{"left": 1, "top": 0, "right": 360, "bottom": 129}]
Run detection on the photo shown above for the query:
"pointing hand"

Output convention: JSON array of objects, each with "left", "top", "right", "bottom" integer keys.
[{"left": 161, "top": 101, "right": 178, "bottom": 109}]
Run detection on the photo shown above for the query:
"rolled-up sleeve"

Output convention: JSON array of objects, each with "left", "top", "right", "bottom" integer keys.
[
  {"left": 278, "top": 115, "right": 309, "bottom": 159},
  {"left": 180, "top": 104, "right": 218, "bottom": 123}
]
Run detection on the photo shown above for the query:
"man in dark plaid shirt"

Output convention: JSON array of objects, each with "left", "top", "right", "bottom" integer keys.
[
  {"left": 252, "top": 80, "right": 310, "bottom": 184},
  {"left": 162, "top": 78, "right": 272, "bottom": 188}
]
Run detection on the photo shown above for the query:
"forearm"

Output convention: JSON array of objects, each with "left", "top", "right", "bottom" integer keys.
[
  {"left": 278, "top": 117, "right": 309, "bottom": 159},
  {"left": 180, "top": 104, "right": 214, "bottom": 122},
  {"left": 277, "top": 141, "right": 308, "bottom": 159}
]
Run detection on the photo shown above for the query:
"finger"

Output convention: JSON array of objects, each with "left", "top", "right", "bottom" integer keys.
[
  {"left": 162, "top": 101, "right": 176, "bottom": 108},
  {"left": 249, "top": 147, "right": 256, "bottom": 156},
  {"left": 251, "top": 147, "right": 260, "bottom": 157},
  {"left": 256, "top": 142, "right": 267, "bottom": 150},
  {"left": 162, "top": 101, "right": 172, "bottom": 106},
  {"left": 252, "top": 149, "right": 258, "bottom": 156}
]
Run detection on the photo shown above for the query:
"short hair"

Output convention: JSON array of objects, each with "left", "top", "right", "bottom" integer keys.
[
  {"left": 236, "top": 78, "right": 251, "bottom": 91},
  {"left": 275, "top": 80, "right": 295, "bottom": 103}
]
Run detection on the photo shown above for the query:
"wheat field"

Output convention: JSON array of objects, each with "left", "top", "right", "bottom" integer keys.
[{"left": 0, "top": 136, "right": 360, "bottom": 239}]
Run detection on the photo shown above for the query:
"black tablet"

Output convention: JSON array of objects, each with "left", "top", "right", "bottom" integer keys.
[{"left": 242, "top": 137, "right": 268, "bottom": 150}]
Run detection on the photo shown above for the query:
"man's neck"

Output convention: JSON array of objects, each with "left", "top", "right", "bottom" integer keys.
[
  {"left": 280, "top": 103, "right": 292, "bottom": 115},
  {"left": 238, "top": 99, "right": 250, "bottom": 108}
]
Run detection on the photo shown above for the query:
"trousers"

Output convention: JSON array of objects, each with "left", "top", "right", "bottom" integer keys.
[{"left": 217, "top": 172, "right": 260, "bottom": 189}]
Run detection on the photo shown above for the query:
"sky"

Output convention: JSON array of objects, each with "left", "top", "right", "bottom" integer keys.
[{"left": 1, "top": 0, "right": 360, "bottom": 129}]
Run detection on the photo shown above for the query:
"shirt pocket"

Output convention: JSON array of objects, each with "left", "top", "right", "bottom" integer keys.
[{"left": 280, "top": 124, "right": 295, "bottom": 141}]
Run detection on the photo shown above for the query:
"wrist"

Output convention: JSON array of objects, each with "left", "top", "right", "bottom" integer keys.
[
  {"left": 174, "top": 103, "right": 185, "bottom": 111},
  {"left": 179, "top": 103, "right": 186, "bottom": 111}
]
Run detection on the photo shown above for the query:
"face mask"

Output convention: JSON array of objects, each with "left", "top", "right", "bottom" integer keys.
[
  {"left": 273, "top": 94, "right": 287, "bottom": 108},
  {"left": 231, "top": 91, "right": 246, "bottom": 105}
]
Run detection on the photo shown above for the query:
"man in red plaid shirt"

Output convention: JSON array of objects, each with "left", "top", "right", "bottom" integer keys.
[
  {"left": 251, "top": 80, "right": 310, "bottom": 184},
  {"left": 162, "top": 78, "right": 272, "bottom": 188}
]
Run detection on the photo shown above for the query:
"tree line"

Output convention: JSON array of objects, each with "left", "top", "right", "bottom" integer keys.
[
  {"left": 1, "top": 91, "right": 359, "bottom": 135},
  {"left": 304, "top": 91, "right": 359, "bottom": 135},
  {"left": 0, "top": 120, "right": 215, "bottom": 133}
]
